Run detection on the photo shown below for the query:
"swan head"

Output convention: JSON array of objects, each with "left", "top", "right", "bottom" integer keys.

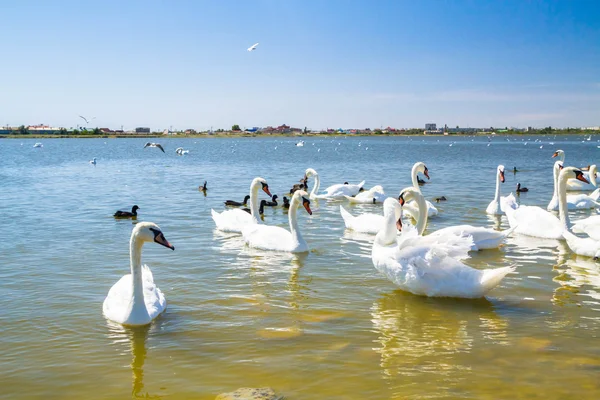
[
  {"left": 383, "top": 197, "right": 403, "bottom": 231},
  {"left": 559, "top": 167, "right": 589, "bottom": 184},
  {"left": 497, "top": 165, "right": 505, "bottom": 183},
  {"left": 305, "top": 168, "right": 318, "bottom": 178},
  {"left": 293, "top": 190, "right": 312, "bottom": 215},
  {"left": 552, "top": 149, "right": 564, "bottom": 159},
  {"left": 252, "top": 177, "right": 272, "bottom": 197},
  {"left": 132, "top": 222, "right": 174, "bottom": 250},
  {"left": 413, "top": 162, "right": 430, "bottom": 180}
]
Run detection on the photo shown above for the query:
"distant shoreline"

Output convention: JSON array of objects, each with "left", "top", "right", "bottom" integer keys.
[{"left": 1, "top": 131, "right": 597, "bottom": 140}]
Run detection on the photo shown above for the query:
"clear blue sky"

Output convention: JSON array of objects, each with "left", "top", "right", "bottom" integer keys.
[{"left": 1, "top": 0, "right": 599, "bottom": 130}]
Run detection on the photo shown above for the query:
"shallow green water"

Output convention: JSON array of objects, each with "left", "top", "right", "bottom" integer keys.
[{"left": 1, "top": 135, "right": 599, "bottom": 399}]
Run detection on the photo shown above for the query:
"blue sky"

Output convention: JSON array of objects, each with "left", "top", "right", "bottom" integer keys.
[{"left": 1, "top": 0, "right": 599, "bottom": 130}]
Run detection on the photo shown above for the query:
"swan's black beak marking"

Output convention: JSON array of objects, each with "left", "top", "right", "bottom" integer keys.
[
  {"left": 500, "top": 170, "right": 505, "bottom": 183},
  {"left": 302, "top": 197, "right": 312, "bottom": 215},
  {"left": 398, "top": 193, "right": 406, "bottom": 206},
  {"left": 424, "top": 166, "right": 430, "bottom": 180},
  {"left": 575, "top": 170, "right": 589, "bottom": 184},
  {"left": 396, "top": 217, "right": 403, "bottom": 231},
  {"left": 151, "top": 228, "right": 175, "bottom": 251},
  {"left": 261, "top": 182, "right": 272, "bottom": 197}
]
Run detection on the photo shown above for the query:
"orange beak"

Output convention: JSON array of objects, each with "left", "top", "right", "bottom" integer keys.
[
  {"left": 262, "top": 185, "right": 272, "bottom": 197},
  {"left": 576, "top": 173, "right": 590, "bottom": 184},
  {"left": 396, "top": 217, "right": 403, "bottom": 231},
  {"left": 424, "top": 167, "right": 430, "bottom": 180},
  {"left": 303, "top": 199, "right": 312, "bottom": 215},
  {"left": 500, "top": 170, "right": 505, "bottom": 183},
  {"left": 552, "top": 152, "right": 558, "bottom": 158}
]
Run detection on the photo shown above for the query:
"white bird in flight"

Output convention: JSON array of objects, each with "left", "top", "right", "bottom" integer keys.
[
  {"left": 247, "top": 43, "right": 259, "bottom": 52},
  {"left": 79, "top": 115, "right": 96, "bottom": 124}
]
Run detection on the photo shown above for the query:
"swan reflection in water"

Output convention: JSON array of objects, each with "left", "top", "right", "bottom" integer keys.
[
  {"left": 105, "top": 321, "right": 161, "bottom": 399},
  {"left": 370, "top": 290, "right": 508, "bottom": 394},
  {"left": 553, "top": 243, "right": 600, "bottom": 309}
]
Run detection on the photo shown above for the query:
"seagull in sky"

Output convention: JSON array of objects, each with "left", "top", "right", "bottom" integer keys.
[
  {"left": 247, "top": 43, "right": 259, "bottom": 52},
  {"left": 144, "top": 142, "right": 165, "bottom": 153},
  {"left": 79, "top": 115, "right": 96, "bottom": 124}
]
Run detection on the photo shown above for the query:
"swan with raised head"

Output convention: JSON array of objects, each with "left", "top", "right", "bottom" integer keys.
[
  {"left": 371, "top": 198, "right": 515, "bottom": 298},
  {"left": 552, "top": 150, "right": 597, "bottom": 190},
  {"left": 505, "top": 167, "right": 589, "bottom": 239},
  {"left": 402, "top": 162, "right": 438, "bottom": 218},
  {"left": 211, "top": 177, "right": 272, "bottom": 232},
  {"left": 548, "top": 161, "right": 600, "bottom": 210},
  {"left": 401, "top": 187, "right": 516, "bottom": 250},
  {"left": 486, "top": 165, "right": 517, "bottom": 214},
  {"left": 305, "top": 168, "right": 365, "bottom": 200},
  {"left": 242, "top": 190, "right": 312, "bottom": 252},
  {"left": 102, "top": 222, "right": 174, "bottom": 326},
  {"left": 344, "top": 185, "right": 387, "bottom": 204}
]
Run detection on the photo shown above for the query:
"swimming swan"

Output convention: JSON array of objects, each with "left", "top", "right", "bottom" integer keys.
[
  {"left": 211, "top": 177, "right": 272, "bottom": 232},
  {"left": 371, "top": 198, "right": 514, "bottom": 298},
  {"left": 344, "top": 185, "right": 387, "bottom": 204},
  {"left": 401, "top": 187, "right": 516, "bottom": 250},
  {"left": 402, "top": 162, "right": 438, "bottom": 219},
  {"left": 486, "top": 165, "right": 517, "bottom": 214},
  {"left": 548, "top": 161, "right": 600, "bottom": 210},
  {"left": 552, "top": 150, "right": 597, "bottom": 191},
  {"left": 340, "top": 204, "right": 386, "bottom": 234},
  {"left": 102, "top": 222, "right": 174, "bottom": 326},
  {"left": 505, "top": 167, "right": 589, "bottom": 239},
  {"left": 242, "top": 190, "right": 312, "bottom": 252},
  {"left": 305, "top": 168, "right": 364, "bottom": 199}
]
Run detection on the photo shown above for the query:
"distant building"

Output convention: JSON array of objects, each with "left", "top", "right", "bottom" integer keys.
[
  {"left": 135, "top": 127, "right": 151, "bottom": 133},
  {"left": 425, "top": 123, "right": 436, "bottom": 131}
]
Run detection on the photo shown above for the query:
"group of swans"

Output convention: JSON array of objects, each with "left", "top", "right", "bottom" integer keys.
[
  {"left": 340, "top": 162, "right": 438, "bottom": 233},
  {"left": 372, "top": 193, "right": 514, "bottom": 298},
  {"left": 552, "top": 149, "right": 597, "bottom": 191}
]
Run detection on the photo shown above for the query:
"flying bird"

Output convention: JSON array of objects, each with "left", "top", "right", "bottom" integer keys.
[
  {"left": 144, "top": 142, "right": 165, "bottom": 153},
  {"left": 79, "top": 115, "right": 96, "bottom": 124},
  {"left": 247, "top": 43, "right": 259, "bottom": 52}
]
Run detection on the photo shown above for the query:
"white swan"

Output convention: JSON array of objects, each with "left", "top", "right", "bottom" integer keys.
[
  {"left": 552, "top": 150, "right": 597, "bottom": 190},
  {"left": 403, "top": 162, "right": 438, "bottom": 219},
  {"left": 344, "top": 185, "right": 387, "bottom": 204},
  {"left": 305, "top": 168, "right": 364, "bottom": 199},
  {"left": 505, "top": 167, "right": 589, "bottom": 239},
  {"left": 371, "top": 198, "right": 515, "bottom": 298},
  {"left": 211, "top": 177, "right": 272, "bottom": 232},
  {"left": 401, "top": 187, "right": 516, "bottom": 250},
  {"left": 548, "top": 161, "right": 600, "bottom": 210},
  {"left": 102, "top": 222, "right": 174, "bottom": 326},
  {"left": 175, "top": 147, "right": 189, "bottom": 155},
  {"left": 33, "top": 142, "right": 43, "bottom": 148},
  {"left": 340, "top": 205, "right": 386, "bottom": 234},
  {"left": 242, "top": 190, "right": 312, "bottom": 252},
  {"left": 486, "top": 165, "right": 516, "bottom": 214}
]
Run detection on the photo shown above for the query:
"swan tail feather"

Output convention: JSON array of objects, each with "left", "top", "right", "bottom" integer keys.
[
  {"left": 480, "top": 266, "right": 515, "bottom": 294},
  {"left": 589, "top": 188, "right": 600, "bottom": 202},
  {"left": 339, "top": 205, "right": 354, "bottom": 228}
]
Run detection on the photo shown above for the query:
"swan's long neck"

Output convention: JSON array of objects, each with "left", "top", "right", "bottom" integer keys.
[
  {"left": 129, "top": 233, "right": 146, "bottom": 314},
  {"left": 248, "top": 183, "right": 261, "bottom": 223},
  {"left": 413, "top": 192, "right": 429, "bottom": 235},
  {"left": 557, "top": 173, "right": 571, "bottom": 230},
  {"left": 411, "top": 164, "right": 422, "bottom": 194},
  {"left": 493, "top": 169, "right": 502, "bottom": 210},
  {"left": 376, "top": 206, "right": 399, "bottom": 246},
  {"left": 551, "top": 162, "right": 559, "bottom": 202},
  {"left": 310, "top": 174, "right": 320, "bottom": 198},
  {"left": 288, "top": 196, "right": 304, "bottom": 245}
]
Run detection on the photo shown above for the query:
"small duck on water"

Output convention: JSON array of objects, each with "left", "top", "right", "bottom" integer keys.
[{"left": 114, "top": 205, "right": 140, "bottom": 219}]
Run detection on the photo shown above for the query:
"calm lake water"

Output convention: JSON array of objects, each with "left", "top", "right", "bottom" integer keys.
[{"left": 1, "top": 135, "right": 599, "bottom": 399}]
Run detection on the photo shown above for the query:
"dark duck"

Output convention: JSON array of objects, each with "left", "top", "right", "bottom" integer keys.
[
  {"left": 224, "top": 195, "right": 250, "bottom": 207},
  {"left": 114, "top": 205, "right": 139, "bottom": 218}
]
